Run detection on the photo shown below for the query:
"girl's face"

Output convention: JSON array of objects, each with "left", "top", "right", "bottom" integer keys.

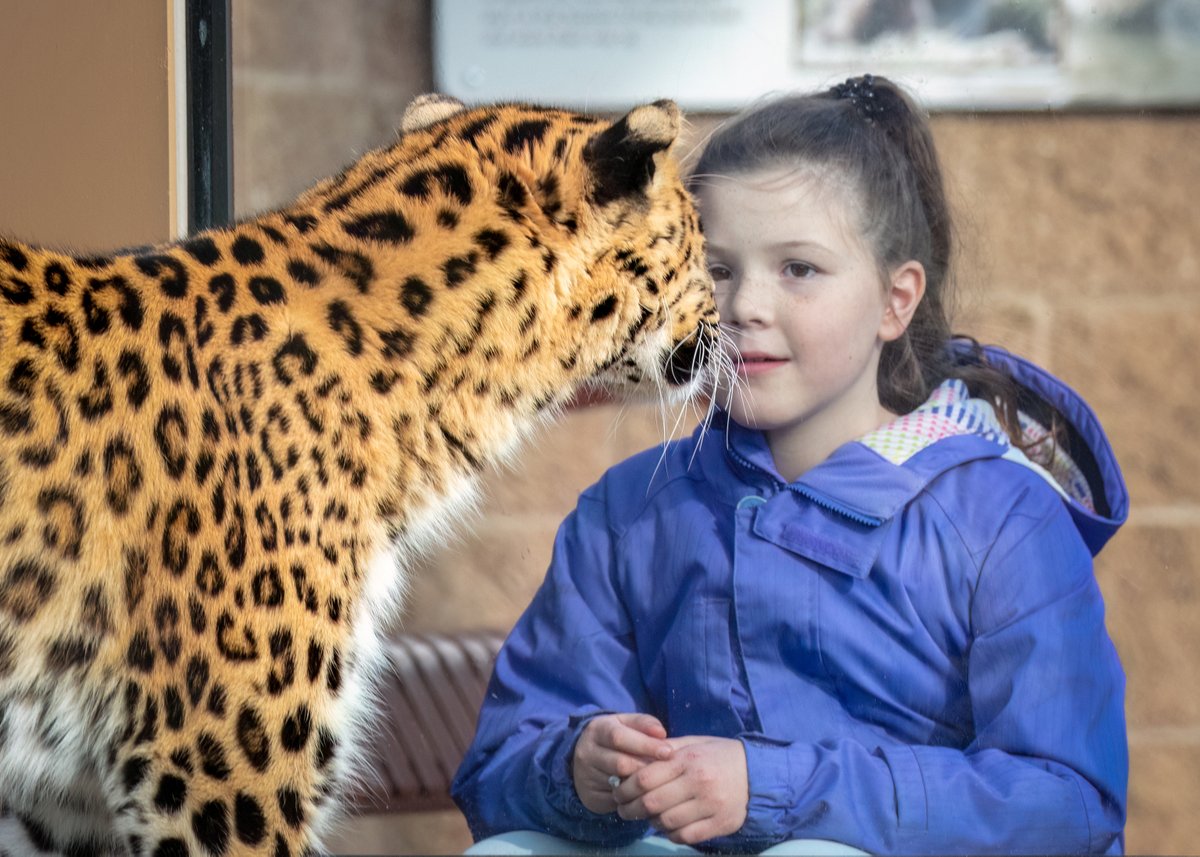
[{"left": 699, "top": 166, "right": 922, "bottom": 476}]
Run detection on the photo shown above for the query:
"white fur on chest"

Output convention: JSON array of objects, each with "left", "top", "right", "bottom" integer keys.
[
  {"left": 312, "top": 475, "right": 480, "bottom": 836},
  {"left": 0, "top": 680, "right": 121, "bottom": 826}
]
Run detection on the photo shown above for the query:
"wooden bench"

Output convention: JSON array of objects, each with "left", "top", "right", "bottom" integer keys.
[{"left": 346, "top": 628, "right": 507, "bottom": 814}]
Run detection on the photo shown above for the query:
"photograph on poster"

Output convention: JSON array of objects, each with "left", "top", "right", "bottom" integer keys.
[{"left": 792, "top": 0, "right": 1200, "bottom": 108}]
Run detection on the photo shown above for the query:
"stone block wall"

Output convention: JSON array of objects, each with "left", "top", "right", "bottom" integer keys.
[{"left": 234, "top": 2, "right": 1200, "bottom": 853}]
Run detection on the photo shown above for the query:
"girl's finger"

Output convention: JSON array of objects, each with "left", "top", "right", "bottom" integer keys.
[
  {"left": 615, "top": 767, "right": 691, "bottom": 821},
  {"left": 653, "top": 799, "right": 712, "bottom": 839},
  {"left": 664, "top": 816, "right": 721, "bottom": 846},
  {"left": 607, "top": 721, "right": 672, "bottom": 760},
  {"left": 613, "top": 756, "right": 685, "bottom": 803},
  {"left": 590, "top": 747, "right": 649, "bottom": 780},
  {"left": 617, "top": 712, "right": 668, "bottom": 739}
]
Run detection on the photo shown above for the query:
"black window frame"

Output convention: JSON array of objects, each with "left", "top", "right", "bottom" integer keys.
[{"left": 186, "top": 0, "right": 233, "bottom": 233}]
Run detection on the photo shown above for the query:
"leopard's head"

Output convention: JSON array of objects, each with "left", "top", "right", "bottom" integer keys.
[{"left": 399, "top": 95, "right": 718, "bottom": 408}]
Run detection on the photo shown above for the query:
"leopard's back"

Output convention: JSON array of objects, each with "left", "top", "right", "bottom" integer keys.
[{"left": 0, "top": 94, "right": 716, "bottom": 856}]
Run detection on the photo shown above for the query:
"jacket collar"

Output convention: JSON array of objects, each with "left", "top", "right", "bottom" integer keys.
[
  {"left": 713, "top": 412, "right": 1008, "bottom": 527},
  {"left": 701, "top": 417, "right": 1003, "bottom": 579}
]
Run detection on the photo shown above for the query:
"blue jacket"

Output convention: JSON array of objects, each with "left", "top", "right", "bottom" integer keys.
[{"left": 452, "top": 347, "right": 1129, "bottom": 854}]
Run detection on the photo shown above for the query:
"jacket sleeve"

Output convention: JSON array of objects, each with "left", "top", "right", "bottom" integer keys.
[
  {"left": 450, "top": 491, "right": 652, "bottom": 845},
  {"left": 725, "top": 489, "right": 1127, "bottom": 855}
]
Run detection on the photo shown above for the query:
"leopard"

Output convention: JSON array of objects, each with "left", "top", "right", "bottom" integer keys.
[{"left": 0, "top": 93, "right": 718, "bottom": 856}]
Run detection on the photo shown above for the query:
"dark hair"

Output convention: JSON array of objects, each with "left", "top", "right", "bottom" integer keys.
[{"left": 690, "top": 74, "right": 1032, "bottom": 446}]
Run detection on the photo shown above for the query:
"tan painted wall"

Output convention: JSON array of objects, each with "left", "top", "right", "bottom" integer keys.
[
  {"left": 0, "top": 1, "right": 174, "bottom": 252},
  {"left": 231, "top": 2, "right": 1195, "bottom": 853}
]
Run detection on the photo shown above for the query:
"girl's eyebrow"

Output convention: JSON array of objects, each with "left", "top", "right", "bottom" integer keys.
[
  {"left": 768, "top": 240, "right": 835, "bottom": 254},
  {"left": 704, "top": 239, "right": 834, "bottom": 256}
]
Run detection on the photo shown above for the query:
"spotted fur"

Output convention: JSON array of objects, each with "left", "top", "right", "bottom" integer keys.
[{"left": 0, "top": 94, "right": 716, "bottom": 856}]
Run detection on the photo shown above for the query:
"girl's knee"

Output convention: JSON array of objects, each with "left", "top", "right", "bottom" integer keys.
[
  {"left": 463, "top": 831, "right": 705, "bottom": 855},
  {"left": 464, "top": 830, "right": 578, "bottom": 855},
  {"left": 759, "top": 839, "right": 870, "bottom": 856}
]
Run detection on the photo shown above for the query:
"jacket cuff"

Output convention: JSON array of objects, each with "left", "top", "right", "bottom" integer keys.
[
  {"left": 878, "top": 744, "right": 929, "bottom": 832},
  {"left": 546, "top": 711, "right": 606, "bottom": 818},
  {"left": 541, "top": 711, "right": 647, "bottom": 845},
  {"left": 737, "top": 734, "right": 812, "bottom": 844}
]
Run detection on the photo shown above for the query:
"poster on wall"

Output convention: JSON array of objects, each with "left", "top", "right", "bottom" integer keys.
[{"left": 433, "top": 0, "right": 1200, "bottom": 110}]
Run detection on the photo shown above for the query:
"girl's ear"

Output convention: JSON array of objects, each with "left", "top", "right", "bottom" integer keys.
[{"left": 879, "top": 260, "right": 926, "bottom": 342}]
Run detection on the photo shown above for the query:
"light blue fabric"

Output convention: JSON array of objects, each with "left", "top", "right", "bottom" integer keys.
[
  {"left": 464, "top": 831, "right": 696, "bottom": 855},
  {"left": 453, "top": 345, "right": 1129, "bottom": 854},
  {"left": 465, "top": 831, "right": 869, "bottom": 855}
]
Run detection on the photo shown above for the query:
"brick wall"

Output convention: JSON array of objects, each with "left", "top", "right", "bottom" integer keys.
[{"left": 234, "top": 2, "right": 1200, "bottom": 853}]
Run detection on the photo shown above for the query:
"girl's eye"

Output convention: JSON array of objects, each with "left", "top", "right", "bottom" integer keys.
[
  {"left": 707, "top": 264, "right": 732, "bottom": 282},
  {"left": 783, "top": 261, "right": 817, "bottom": 279}
]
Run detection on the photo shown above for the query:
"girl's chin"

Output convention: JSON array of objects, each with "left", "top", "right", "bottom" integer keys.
[
  {"left": 714, "top": 382, "right": 782, "bottom": 418},
  {"left": 722, "top": 402, "right": 783, "bottom": 431}
]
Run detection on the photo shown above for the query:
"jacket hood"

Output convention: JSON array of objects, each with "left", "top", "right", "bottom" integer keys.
[
  {"left": 968, "top": 342, "right": 1129, "bottom": 554},
  {"left": 704, "top": 342, "right": 1128, "bottom": 556}
]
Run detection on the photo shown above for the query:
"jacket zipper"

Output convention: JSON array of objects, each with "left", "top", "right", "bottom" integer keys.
[{"left": 727, "top": 446, "right": 884, "bottom": 528}]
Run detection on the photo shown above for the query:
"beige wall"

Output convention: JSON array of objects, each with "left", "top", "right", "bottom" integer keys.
[
  {"left": 234, "top": 2, "right": 1195, "bottom": 854},
  {"left": 0, "top": 1, "right": 174, "bottom": 251}
]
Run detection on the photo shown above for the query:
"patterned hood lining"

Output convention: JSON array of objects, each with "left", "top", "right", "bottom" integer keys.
[{"left": 858, "top": 379, "right": 1096, "bottom": 512}]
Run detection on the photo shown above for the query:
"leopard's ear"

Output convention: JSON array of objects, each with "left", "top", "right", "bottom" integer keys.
[
  {"left": 401, "top": 93, "right": 467, "bottom": 133},
  {"left": 584, "top": 99, "right": 681, "bottom": 206}
]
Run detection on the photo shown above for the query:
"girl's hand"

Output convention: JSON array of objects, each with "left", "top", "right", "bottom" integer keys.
[
  {"left": 572, "top": 713, "right": 673, "bottom": 815},
  {"left": 613, "top": 735, "right": 749, "bottom": 845}
]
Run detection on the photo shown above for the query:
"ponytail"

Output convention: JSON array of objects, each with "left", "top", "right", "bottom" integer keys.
[{"left": 833, "top": 76, "right": 1037, "bottom": 446}]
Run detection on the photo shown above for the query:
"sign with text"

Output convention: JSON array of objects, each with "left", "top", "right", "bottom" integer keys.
[{"left": 433, "top": 0, "right": 794, "bottom": 111}]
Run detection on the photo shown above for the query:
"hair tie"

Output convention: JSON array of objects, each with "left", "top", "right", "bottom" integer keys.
[{"left": 831, "top": 74, "right": 886, "bottom": 123}]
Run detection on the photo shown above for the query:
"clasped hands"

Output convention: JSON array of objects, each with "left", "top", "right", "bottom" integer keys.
[{"left": 572, "top": 712, "right": 748, "bottom": 845}]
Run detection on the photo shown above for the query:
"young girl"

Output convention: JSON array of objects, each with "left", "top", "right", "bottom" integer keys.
[{"left": 451, "top": 75, "right": 1129, "bottom": 855}]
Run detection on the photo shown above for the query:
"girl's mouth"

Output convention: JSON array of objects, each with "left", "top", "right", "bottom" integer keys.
[{"left": 734, "top": 352, "right": 788, "bottom": 377}]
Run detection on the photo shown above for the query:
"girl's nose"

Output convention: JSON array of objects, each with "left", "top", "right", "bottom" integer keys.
[{"left": 720, "top": 275, "right": 772, "bottom": 328}]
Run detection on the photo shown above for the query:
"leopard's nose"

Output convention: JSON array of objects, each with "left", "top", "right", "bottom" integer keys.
[{"left": 663, "top": 323, "right": 715, "bottom": 387}]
